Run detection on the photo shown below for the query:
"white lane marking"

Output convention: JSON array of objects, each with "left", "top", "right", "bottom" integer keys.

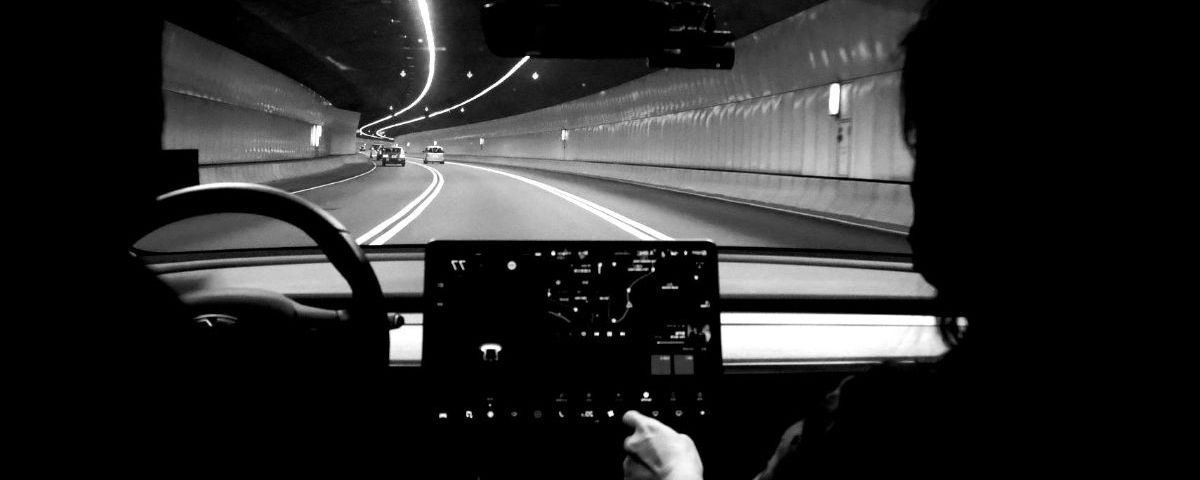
[
  {"left": 290, "top": 162, "right": 378, "bottom": 194},
  {"left": 447, "top": 161, "right": 673, "bottom": 241},
  {"left": 564, "top": 188, "right": 673, "bottom": 240},
  {"left": 453, "top": 161, "right": 907, "bottom": 235},
  {"left": 369, "top": 165, "right": 445, "bottom": 245},
  {"left": 355, "top": 161, "right": 439, "bottom": 244}
]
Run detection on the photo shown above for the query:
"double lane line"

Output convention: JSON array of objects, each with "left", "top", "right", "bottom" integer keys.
[
  {"left": 355, "top": 161, "right": 445, "bottom": 245},
  {"left": 355, "top": 160, "right": 673, "bottom": 245}
]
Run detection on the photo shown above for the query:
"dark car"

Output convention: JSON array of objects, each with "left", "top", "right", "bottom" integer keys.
[{"left": 380, "top": 147, "right": 406, "bottom": 166}]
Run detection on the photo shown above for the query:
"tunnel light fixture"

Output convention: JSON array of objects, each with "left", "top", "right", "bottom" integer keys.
[
  {"left": 532, "top": 71, "right": 540, "bottom": 80},
  {"left": 561, "top": 129, "right": 569, "bottom": 142},
  {"left": 310, "top": 125, "right": 323, "bottom": 147},
  {"left": 479, "top": 138, "right": 485, "bottom": 146},
  {"left": 467, "top": 70, "right": 473, "bottom": 79},
  {"left": 828, "top": 82, "right": 842, "bottom": 116},
  {"left": 381, "top": 56, "right": 532, "bottom": 133},
  {"left": 357, "top": 0, "right": 437, "bottom": 137},
  {"left": 400, "top": 70, "right": 407, "bottom": 78}
]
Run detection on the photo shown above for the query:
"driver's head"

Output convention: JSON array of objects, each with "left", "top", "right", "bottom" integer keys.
[{"left": 900, "top": 0, "right": 1040, "bottom": 315}]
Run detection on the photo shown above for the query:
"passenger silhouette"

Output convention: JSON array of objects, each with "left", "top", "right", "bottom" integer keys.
[{"left": 620, "top": 1, "right": 1060, "bottom": 478}]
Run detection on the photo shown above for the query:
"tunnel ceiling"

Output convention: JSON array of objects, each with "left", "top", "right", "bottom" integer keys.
[{"left": 164, "top": 0, "right": 827, "bottom": 138}]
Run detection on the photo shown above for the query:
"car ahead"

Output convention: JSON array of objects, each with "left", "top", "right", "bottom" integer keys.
[
  {"left": 380, "top": 147, "right": 406, "bottom": 166},
  {"left": 423, "top": 145, "right": 445, "bottom": 164}
]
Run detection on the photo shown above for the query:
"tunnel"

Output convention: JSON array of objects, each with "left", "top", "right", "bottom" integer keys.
[
  {"left": 46, "top": 2, "right": 1083, "bottom": 478},
  {"left": 145, "top": 0, "right": 922, "bottom": 253}
]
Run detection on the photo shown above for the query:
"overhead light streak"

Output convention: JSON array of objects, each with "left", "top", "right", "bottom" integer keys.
[
  {"left": 357, "top": 0, "right": 437, "bottom": 137},
  {"left": 428, "top": 57, "right": 529, "bottom": 118},
  {"left": 382, "top": 116, "right": 425, "bottom": 131},
  {"left": 378, "top": 56, "right": 530, "bottom": 134}
]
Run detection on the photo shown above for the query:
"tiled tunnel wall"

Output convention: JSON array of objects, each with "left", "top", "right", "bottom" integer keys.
[
  {"left": 395, "top": 0, "right": 923, "bottom": 230},
  {"left": 161, "top": 22, "right": 364, "bottom": 184}
]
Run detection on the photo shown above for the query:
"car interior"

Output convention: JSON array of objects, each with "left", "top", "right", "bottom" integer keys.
[
  {"left": 129, "top": 185, "right": 954, "bottom": 479},
  {"left": 30, "top": 0, "right": 1089, "bottom": 478}
]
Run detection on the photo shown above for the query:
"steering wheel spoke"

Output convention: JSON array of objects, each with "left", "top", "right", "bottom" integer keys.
[{"left": 133, "top": 183, "right": 389, "bottom": 370}]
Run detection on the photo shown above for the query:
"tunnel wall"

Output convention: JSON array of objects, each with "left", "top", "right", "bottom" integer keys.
[
  {"left": 399, "top": 0, "right": 922, "bottom": 230},
  {"left": 161, "top": 22, "right": 365, "bottom": 184}
]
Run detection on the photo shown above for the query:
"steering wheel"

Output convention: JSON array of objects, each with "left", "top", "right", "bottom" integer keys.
[{"left": 130, "top": 182, "right": 389, "bottom": 372}]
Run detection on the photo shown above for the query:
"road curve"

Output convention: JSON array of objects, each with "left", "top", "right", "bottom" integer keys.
[{"left": 137, "top": 157, "right": 909, "bottom": 254}]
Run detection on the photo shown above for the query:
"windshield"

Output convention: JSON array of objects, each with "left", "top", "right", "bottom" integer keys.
[{"left": 142, "top": 0, "right": 917, "bottom": 255}]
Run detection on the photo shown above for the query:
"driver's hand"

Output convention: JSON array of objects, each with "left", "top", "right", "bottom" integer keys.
[{"left": 622, "top": 410, "right": 703, "bottom": 480}]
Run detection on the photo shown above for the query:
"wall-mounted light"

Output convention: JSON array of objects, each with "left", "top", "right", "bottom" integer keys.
[
  {"left": 460, "top": 107, "right": 465, "bottom": 113},
  {"left": 532, "top": 72, "right": 540, "bottom": 80},
  {"left": 479, "top": 138, "right": 485, "bottom": 146},
  {"left": 310, "top": 125, "right": 323, "bottom": 147},
  {"left": 433, "top": 140, "right": 438, "bottom": 145},
  {"left": 400, "top": 70, "right": 407, "bottom": 78},
  {"left": 406, "top": 141, "right": 411, "bottom": 147},
  {"left": 828, "top": 83, "right": 842, "bottom": 117},
  {"left": 466, "top": 71, "right": 473, "bottom": 79},
  {"left": 561, "top": 129, "right": 569, "bottom": 142}
]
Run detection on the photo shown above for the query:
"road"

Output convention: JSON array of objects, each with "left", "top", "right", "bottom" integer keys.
[{"left": 137, "top": 157, "right": 910, "bottom": 253}]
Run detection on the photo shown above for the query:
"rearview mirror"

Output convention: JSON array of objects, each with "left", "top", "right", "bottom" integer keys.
[{"left": 481, "top": 0, "right": 735, "bottom": 69}]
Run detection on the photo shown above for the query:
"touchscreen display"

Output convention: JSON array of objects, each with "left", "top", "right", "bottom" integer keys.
[{"left": 423, "top": 241, "right": 720, "bottom": 425}]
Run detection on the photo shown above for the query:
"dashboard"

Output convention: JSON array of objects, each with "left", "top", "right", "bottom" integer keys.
[
  {"left": 423, "top": 241, "right": 721, "bottom": 427},
  {"left": 151, "top": 246, "right": 945, "bottom": 372},
  {"left": 148, "top": 244, "right": 946, "bottom": 479}
]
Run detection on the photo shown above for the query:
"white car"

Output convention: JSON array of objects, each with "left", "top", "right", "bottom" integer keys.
[{"left": 422, "top": 146, "right": 445, "bottom": 164}]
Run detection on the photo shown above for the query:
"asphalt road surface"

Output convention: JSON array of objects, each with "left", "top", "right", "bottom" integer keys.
[{"left": 137, "top": 157, "right": 910, "bottom": 253}]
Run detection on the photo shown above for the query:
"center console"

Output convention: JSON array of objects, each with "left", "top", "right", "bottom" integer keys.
[{"left": 423, "top": 241, "right": 722, "bottom": 429}]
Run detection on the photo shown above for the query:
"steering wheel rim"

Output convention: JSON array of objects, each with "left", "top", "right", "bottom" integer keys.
[{"left": 130, "top": 182, "right": 389, "bottom": 369}]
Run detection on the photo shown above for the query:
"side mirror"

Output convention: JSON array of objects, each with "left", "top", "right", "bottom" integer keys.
[{"left": 481, "top": 0, "right": 734, "bottom": 69}]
